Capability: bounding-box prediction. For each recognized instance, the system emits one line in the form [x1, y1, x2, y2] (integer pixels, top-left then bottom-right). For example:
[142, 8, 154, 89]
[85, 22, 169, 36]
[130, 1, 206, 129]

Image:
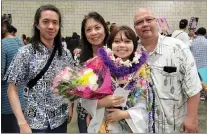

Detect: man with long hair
[5, 4, 74, 133]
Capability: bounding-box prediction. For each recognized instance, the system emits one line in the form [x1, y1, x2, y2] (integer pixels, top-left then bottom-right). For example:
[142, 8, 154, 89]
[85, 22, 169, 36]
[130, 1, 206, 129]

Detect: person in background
[1, 17, 24, 133]
[9, 25, 17, 37]
[109, 23, 118, 33]
[106, 21, 111, 31]
[191, 27, 207, 100]
[172, 19, 190, 47]
[21, 34, 27, 45]
[134, 8, 201, 133]
[188, 28, 197, 47]
[1, 16, 10, 39]
[201, 83, 207, 95]
[191, 27, 207, 70]
[26, 37, 31, 44]
[61, 37, 67, 50]
[189, 29, 196, 40]
[4, 4, 74, 133]
[66, 32, 81, 58]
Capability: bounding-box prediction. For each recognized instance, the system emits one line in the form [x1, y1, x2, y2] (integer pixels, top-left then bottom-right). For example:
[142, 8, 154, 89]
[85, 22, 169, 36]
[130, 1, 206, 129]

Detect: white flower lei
[104, 46, 142, 67]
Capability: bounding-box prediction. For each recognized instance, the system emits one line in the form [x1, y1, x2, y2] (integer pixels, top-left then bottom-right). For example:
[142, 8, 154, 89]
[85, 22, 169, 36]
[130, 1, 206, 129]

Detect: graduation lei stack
[52, 46, 155, 132]
[98, 47, 155, 133]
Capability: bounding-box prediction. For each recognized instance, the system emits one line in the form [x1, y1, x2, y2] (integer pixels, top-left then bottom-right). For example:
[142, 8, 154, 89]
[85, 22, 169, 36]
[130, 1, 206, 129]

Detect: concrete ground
[67, 100, 207, 133]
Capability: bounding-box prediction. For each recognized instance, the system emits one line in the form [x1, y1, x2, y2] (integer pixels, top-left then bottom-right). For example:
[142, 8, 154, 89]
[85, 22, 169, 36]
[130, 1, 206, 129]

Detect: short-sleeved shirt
[171, 30, 190, 47]
[1, 37, 24, 114]
[190, 36, 207, 69]
[138, 34, 202, 133]
[4, 43, 74, 129]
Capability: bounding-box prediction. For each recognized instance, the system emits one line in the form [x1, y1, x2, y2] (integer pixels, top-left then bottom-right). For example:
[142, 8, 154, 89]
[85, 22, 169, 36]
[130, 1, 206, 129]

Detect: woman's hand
[105, 109, 129, 123]
[73, 48, 81, 55]
[97, 95, 125, 108]
[86, 114, 92, 127]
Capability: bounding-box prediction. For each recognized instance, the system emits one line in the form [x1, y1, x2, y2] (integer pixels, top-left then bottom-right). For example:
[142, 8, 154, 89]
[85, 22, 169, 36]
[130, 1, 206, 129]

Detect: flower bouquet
[52, 56, 113, 101]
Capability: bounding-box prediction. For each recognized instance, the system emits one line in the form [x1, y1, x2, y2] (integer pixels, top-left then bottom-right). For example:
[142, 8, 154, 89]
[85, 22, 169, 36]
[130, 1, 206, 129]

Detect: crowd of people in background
[1, 4, 207, 133]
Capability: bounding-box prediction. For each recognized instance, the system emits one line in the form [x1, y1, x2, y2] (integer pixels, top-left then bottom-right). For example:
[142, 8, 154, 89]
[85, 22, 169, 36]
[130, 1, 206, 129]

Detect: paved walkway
[68, 100, 207, 133]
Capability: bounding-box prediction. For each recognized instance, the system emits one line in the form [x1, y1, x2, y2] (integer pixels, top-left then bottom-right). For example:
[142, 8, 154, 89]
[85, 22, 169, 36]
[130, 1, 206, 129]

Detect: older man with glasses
[134, 8, 202, 133]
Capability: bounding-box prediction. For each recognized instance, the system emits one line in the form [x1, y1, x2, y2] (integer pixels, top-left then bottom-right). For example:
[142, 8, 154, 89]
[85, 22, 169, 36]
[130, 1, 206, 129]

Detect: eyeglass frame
[134, 17, 156, 27]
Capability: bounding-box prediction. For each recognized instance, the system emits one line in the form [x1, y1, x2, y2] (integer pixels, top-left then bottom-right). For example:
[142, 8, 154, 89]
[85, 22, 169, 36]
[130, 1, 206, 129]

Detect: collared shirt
[190, 36, 207, 69]
[171, 30, 190, 47]
[1, 37, 24, 114]
[4, 43, 74, 129]
[138, 34, 202, 133]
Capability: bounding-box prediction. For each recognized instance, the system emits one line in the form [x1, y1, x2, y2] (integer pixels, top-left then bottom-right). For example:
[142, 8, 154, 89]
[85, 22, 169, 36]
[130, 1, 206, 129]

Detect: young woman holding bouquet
[81, 26, 155, 133]
[76, 11, 111, 133]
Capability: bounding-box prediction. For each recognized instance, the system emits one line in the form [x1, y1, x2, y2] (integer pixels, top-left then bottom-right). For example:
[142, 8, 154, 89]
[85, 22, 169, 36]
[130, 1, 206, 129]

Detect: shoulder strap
[174, 32, 184, 38]
[26, 45, 57, 89]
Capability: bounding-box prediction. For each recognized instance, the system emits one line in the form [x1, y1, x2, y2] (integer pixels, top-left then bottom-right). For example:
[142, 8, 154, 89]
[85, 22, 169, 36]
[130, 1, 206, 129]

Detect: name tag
[163, 66, 177, 73]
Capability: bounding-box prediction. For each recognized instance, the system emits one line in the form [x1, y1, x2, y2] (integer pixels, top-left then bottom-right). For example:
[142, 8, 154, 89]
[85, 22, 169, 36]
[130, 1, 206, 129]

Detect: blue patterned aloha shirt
[4, 43, 74, 129]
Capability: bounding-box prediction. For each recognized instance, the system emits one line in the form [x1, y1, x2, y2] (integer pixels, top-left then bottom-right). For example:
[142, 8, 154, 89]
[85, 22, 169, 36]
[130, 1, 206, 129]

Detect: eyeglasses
[134, 18, 156, 26]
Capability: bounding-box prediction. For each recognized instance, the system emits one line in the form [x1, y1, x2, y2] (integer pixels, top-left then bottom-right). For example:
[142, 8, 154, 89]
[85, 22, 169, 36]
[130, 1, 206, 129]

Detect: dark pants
[77, 113, 88, 133]
[1, 114, 20, 133]
[32, 120, 68, 133]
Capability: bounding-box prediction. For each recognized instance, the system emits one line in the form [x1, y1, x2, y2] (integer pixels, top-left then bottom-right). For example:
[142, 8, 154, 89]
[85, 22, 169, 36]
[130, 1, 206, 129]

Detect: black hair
[31, 4, 62, 56]
[22, 34, 26, 40]
[1, 17, 10, 39]
[80, 11, 109, 63]
[196, 27, 206, 35]
[26, 37, 32, 43]
[107, 25, 138, 61]
[7, 25, 17, 33]
[179, 19, 188, 29]
[72, 32, 80, 39]
[61, 37, 65, 42]
[110, 23, 118, 33]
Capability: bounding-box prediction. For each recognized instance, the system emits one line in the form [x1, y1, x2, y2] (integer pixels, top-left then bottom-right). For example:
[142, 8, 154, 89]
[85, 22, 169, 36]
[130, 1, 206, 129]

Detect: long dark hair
[80, 11, 109, 63]
[31, 4, 62, 56]
[107, 25, 138, 61]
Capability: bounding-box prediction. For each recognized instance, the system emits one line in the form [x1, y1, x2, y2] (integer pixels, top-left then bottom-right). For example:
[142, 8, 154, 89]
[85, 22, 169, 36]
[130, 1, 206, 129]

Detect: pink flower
[115, 58, 121, 65]
[140, 79, 146, 86]
[136, 49, 142, 54]
[52, 67, 73, 93]
[52, 55, 113, 101]
[86, 57, 104, 70]
[76, 85, 88, 91]
[61, 68, 72, 81]
[107, 51, 113, 56]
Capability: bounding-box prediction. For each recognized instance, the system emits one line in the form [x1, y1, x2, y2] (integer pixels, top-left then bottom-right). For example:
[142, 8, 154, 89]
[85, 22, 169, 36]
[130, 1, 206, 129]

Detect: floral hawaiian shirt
[4, 43, 74, 129]
[138, 34, 202, 133]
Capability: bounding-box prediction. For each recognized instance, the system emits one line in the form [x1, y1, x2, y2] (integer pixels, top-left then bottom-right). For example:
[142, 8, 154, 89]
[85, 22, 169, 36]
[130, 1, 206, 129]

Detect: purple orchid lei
[98, 47, 155, 132]
[97, 48, 148, 78]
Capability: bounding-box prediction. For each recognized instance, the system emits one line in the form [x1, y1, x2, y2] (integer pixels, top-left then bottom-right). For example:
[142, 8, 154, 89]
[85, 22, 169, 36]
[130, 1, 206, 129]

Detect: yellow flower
[136, 64, 145, 75]
[136, 64, 148, 78]
[77, 69, 95, 85]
